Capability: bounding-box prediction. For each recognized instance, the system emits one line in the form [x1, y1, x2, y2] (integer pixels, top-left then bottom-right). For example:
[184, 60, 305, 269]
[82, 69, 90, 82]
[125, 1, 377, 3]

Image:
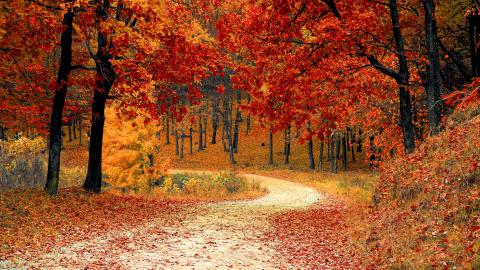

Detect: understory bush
[152, 172, 263, 198]
[0, 136, 46, 190]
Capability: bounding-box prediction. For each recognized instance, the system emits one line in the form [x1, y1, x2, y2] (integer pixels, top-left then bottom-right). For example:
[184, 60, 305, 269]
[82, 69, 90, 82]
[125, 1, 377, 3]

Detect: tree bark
[165, 115, 171, 145]
[211, 98, 218, 144]
[422, 0, 443, 135]
[45, 9, 74, 195]
[342, 133, 347, 171]
[198, 110, 203, 151]
[189, 127, 193, 154]
[83, 1, 117, 193]
[269, 129, 274, 165]
[232, 91, 242, 153]
[180, 127, 184, 159]
[319, 141, 324, 171]
[307, 122, 315, 170]
[284, 126, 291, 165]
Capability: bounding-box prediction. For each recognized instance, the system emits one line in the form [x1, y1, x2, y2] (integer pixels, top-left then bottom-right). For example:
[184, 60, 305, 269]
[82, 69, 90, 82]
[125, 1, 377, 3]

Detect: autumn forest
[1, 0, 480, 269]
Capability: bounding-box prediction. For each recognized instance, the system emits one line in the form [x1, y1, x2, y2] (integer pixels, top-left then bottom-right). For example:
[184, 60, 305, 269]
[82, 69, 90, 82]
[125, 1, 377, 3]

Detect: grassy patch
[108, 171, 266, 202]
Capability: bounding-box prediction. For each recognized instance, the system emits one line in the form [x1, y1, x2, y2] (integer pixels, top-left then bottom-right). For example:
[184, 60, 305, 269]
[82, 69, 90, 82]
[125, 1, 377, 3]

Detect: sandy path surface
[5, 171, 321, 270]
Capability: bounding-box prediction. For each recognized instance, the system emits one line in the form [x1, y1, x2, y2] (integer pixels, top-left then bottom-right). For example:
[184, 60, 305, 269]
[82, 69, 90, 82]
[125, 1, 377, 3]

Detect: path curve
[8, 170, 322, 270]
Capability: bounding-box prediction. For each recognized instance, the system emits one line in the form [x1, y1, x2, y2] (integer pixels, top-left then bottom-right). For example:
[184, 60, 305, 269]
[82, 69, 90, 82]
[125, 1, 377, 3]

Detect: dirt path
[5, 171, 321, 270]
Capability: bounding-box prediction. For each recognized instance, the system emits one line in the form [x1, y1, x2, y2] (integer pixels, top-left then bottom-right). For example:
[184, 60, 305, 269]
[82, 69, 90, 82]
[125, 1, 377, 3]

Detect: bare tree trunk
[284, 126, 291, 165]
[180, 127, 184, 159]
[189, 127, 193, 154]
[45, 8, 74, 195]
[422, 0, 443, 135]
[342, 133, 347, 171]
[269, 129, 274, 165]
[165, 115, 170, 145]
[319, 141, 324, 171]
[307, 122, 315, 170]
[198, 110, 203, 151]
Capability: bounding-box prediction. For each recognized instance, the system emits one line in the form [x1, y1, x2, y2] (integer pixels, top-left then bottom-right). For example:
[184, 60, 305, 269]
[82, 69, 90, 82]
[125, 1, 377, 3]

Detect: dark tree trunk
[45, 9, 74, 195]
[180, 127, 184, 159]
[72, 116, 77, 140]
[68, 124, 72, 142]
[468, 13, 480, 77]
[334, 135, 340, 173]
[369, 135, 376, 169]
[319, 142, 324, 171]
[284, 126, 291, 165]
[211, 98, 218, 144]
[175, 127, 179, 156]
[83, 91, 108, 193]
[357, 129, 362, 153]
[342, 133, 347, 171]
[203, 114, 207, 148]
[165, 115, 171, 145]
[390, 0, 415, 154]
[189, 127, 193, 154]
[198, 110, 203, 151]
[365, 0, 415, 154]
[78, 115, 82, 146]
[399, 86, 415, 154]
[422, 0, 443, 135]
[269, 129, 274, 165]
[307, 122, 315, 170]
[0, 126, 5, 140]
[232, 91, 242, 153]
[246, 93, 251, 135]
[83, 2, 116, 193]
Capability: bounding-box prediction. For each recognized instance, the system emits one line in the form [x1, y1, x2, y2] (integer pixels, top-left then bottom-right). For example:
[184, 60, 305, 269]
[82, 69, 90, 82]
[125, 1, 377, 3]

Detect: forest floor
[2, 172, 361, 269]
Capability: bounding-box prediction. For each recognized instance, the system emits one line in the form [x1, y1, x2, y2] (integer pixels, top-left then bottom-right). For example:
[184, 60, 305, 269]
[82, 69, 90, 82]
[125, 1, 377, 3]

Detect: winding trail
[9, 171, 322, 270]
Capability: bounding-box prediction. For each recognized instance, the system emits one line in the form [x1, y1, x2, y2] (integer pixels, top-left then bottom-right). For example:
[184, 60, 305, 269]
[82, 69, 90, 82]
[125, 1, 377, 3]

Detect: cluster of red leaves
[0, 188, 189, 261]
[358, 105, 480, 268]
[271, 196, 362, 270]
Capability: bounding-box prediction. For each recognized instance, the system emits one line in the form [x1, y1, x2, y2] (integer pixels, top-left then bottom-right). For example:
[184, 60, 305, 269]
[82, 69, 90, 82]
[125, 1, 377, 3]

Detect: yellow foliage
[102, 107, 166, 190]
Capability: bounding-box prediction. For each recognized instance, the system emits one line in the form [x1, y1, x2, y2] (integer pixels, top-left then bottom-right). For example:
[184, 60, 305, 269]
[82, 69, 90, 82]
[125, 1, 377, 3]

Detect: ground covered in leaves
[0, 172, 366, 269]
[0, 188, 187, 262]
[355, 106, 480, 269]
[271, 195, 362, 269]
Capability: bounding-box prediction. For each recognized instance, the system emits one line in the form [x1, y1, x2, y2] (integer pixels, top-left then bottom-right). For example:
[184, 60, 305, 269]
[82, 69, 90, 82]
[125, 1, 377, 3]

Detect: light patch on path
[5, 171, 321, 270]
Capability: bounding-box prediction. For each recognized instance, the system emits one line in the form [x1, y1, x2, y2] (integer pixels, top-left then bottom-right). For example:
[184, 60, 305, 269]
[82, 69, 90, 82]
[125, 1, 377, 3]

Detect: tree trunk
[175, 127, 179, 156]
[83, 3, 117, 193]
[68, 124, 72, 142]
[232, 91, 242, 153]
[329, 137, 335, 172]
[357, 128, 362, 153]
[72, 116, 77, 140]
[45, 9, 74, 195]
[165, 115, 171, 145]
[307, 122, 315, 170]
[180, 127, 184, 159]
[203, 114, 207, 148]
[83, 91, 108, 193]
[390, 0, 415, 154]
[189, 127, 193, 154]
[334, 135, 340, 173]
[342, 133, 347, 171]
[211, 98, 218, 144]
[268, 129, 274, 165]
[198, 110, 203, 151]
[78, 115, 82, 146]
[399, 86, 415, 154]
[422, 0, 443, 135]
[246, 93, 251, 135]
[284, 126, 291, 165]
[319, 141, 324, 171]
